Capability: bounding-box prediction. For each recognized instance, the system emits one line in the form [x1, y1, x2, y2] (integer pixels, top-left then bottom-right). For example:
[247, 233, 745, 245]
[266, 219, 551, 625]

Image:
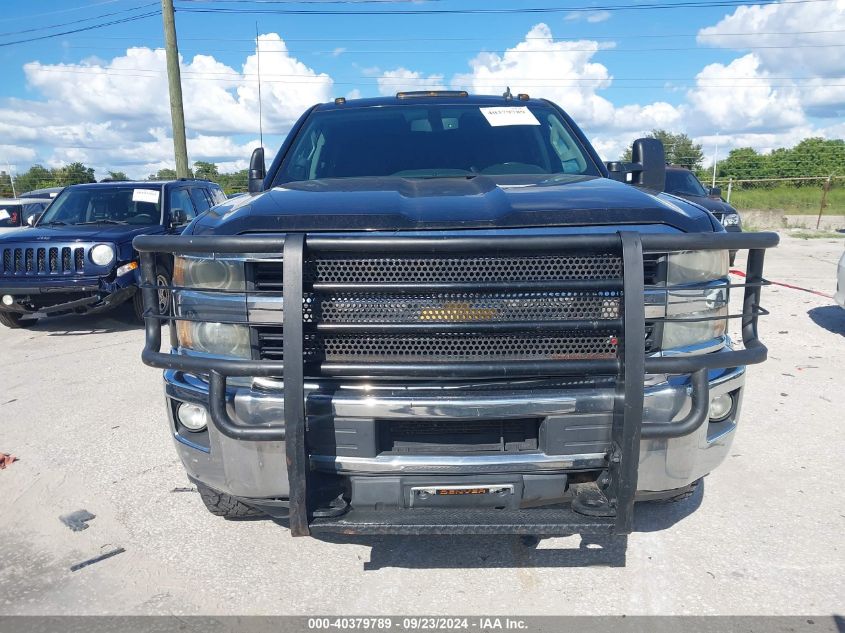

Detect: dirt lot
[1, 233, 843, 616]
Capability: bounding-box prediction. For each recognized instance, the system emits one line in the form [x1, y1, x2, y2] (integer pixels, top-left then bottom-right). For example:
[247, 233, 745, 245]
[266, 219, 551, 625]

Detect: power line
[0, 3, 160, 38]
[0, 0, 134, 24]
[20, 66, 845, 88]
[57, 42, 845, 54]
[174, 0, 830, 16]
[0, 11, 161, 48]
[58, 28, 845, 42]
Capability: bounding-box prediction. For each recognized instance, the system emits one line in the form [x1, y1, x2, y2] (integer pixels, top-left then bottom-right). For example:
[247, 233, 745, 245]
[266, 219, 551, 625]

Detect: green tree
[194, 161, 219, 181]
[54, 162, 96, 186]
[0, 172, 13, 197]
[217, 169, 249, 194]
[623, 129, 704, 169]
[105, 170, 129, 181]
[13, 164, 56, 193]
[148, 168, 185, 180]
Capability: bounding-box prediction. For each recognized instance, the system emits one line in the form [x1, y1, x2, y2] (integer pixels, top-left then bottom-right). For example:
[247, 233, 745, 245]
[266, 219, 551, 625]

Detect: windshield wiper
[76, 219, 127, 225]
[39, 220, 67, 227]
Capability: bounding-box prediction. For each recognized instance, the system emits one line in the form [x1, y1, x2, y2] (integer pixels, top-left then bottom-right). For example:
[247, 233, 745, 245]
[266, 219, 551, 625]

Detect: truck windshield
[665, 170, 708, 197]
[275, 103, 600, 184]
[39, 187, 162, 226]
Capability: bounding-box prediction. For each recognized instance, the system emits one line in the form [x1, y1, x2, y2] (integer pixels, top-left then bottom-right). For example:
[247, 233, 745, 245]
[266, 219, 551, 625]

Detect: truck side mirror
[248, 147, 266, 194]
[630, 138, 665, 191]
[27, 213, 42, 227]
[708, 186, 722, 198]
[171, 208, 187, 227]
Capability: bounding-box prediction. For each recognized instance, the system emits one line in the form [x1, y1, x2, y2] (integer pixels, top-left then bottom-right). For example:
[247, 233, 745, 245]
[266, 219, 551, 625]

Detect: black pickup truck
[135, 92, 777, 538]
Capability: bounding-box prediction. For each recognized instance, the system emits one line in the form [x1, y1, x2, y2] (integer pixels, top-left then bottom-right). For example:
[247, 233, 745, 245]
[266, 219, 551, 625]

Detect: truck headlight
[667, 250, 728, 285]
[722, 213, 741, 227]
[173, 256, 245, 290]
[176, 321, 251, 358]
[662, 305, 728, 349]
[90, 244, 115, 266]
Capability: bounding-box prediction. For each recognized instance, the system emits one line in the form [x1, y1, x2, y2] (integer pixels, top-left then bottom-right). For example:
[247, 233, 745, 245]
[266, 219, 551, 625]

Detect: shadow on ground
[808, 305, 845, 336]
[262, 483, 703, 570]
[24, 306, 140, 336]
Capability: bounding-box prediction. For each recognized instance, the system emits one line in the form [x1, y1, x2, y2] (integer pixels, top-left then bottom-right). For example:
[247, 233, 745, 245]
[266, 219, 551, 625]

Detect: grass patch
[788, 230, 845, 240]
[728, 184, 845, 215]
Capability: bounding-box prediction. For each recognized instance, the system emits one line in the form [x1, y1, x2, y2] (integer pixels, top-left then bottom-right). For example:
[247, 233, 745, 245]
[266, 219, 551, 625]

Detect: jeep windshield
[38, 187, 162, 226]
[274, 104, 601, 184]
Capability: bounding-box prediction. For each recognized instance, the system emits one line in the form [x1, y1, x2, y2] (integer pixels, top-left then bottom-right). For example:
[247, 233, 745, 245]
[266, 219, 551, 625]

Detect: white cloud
[7, 33, 331, 178]
[377, 67, 445, 96]
[686, 53, 805, 133]
[451, 23, 617, 129]
[697, 0, 845, 118]
[0, 144, 37, 164]
[565, 10, 611, 23]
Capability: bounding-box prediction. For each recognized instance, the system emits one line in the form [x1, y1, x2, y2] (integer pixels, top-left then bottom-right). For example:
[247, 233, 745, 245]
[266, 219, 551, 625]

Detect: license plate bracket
[409, 484, 515, 508]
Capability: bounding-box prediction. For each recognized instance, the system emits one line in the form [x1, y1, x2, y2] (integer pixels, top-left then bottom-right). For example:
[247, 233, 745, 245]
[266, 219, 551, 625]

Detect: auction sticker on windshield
[132, 188, 160, 204]
[480, 106, 541, 127]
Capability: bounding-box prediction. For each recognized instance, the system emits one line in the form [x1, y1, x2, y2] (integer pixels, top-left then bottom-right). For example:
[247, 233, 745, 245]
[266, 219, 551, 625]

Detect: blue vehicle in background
[0, 179, 226, 328]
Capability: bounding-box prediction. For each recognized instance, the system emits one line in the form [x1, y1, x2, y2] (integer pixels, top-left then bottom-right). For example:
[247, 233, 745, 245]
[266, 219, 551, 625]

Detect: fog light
[708, 393, 734, 421]
[177, 403, 208, 432]
[1, 295, 13, 306]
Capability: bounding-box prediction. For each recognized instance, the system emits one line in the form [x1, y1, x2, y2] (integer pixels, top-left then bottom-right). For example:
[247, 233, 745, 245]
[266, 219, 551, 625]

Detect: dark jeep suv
[0, 179, 225, 328]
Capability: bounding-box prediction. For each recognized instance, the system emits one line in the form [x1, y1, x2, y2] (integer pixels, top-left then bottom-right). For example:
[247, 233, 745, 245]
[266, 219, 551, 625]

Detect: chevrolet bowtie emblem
[420, 302, 498, 322]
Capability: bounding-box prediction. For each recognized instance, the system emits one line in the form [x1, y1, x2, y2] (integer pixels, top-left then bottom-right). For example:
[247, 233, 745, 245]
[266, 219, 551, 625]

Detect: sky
[1, 0, 844, 180]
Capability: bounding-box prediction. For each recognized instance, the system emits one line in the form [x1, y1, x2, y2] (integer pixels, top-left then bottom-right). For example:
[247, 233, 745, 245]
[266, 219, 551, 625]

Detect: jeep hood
[0, 223, 165, 246]
[193, 175, 717, 235]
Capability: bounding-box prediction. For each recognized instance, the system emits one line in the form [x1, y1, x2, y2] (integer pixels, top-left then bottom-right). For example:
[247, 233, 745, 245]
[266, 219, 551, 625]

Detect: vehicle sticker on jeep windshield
[132, 188, 160, 204]
[479, 106, 541, 127]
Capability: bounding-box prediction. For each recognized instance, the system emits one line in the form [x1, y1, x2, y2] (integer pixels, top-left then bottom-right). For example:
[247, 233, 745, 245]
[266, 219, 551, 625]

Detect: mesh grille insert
[315, 254, 622, 284]
[322, 332, 618, 362]
[319, 291, 621, 323]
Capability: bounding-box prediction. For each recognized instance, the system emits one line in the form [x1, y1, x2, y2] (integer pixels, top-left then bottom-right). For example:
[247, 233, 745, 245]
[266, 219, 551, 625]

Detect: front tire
[0, 312, 37, 329]
[196, 483, 264, 519]
[132, 265, 171, 323]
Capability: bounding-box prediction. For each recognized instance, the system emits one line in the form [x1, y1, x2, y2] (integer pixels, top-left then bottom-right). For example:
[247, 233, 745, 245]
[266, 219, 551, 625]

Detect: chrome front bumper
[164, 366, 745, 499]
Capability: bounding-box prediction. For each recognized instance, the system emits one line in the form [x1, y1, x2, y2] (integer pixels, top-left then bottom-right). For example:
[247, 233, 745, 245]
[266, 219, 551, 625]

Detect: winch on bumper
[135, 230, 777, 537]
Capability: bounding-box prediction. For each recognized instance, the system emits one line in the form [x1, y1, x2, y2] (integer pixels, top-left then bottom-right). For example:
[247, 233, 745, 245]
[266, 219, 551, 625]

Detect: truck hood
[669, 192, 738, 216]
[193, 175, 716, 235]
[0, 223, 165, 247]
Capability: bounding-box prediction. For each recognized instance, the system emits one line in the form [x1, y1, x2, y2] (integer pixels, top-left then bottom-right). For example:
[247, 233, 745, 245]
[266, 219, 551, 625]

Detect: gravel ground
[0, 233, 843, 616]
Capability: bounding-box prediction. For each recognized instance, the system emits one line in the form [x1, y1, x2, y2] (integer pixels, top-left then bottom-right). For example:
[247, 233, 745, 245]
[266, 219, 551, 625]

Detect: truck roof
[315, 92, 547, 112]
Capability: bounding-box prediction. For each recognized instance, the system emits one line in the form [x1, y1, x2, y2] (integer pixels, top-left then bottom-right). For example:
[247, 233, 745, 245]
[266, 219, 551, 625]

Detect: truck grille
[1, 245, 87, 276]
[251, 252, 660, 372]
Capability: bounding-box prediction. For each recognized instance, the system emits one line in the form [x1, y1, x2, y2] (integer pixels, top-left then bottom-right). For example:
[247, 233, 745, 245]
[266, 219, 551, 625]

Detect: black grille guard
[134, 230, 778, 536]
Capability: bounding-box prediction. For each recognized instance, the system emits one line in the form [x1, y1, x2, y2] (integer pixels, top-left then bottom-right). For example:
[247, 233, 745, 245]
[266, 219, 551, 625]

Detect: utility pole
[161, 0, 189, 178]
[6, 165, 16, 198]
[256, 23, 264, 149]
[711, 135, 719, 189]
[816, 175, 832, 230]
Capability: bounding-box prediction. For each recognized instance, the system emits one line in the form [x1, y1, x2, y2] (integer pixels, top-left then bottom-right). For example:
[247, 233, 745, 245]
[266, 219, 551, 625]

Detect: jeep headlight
[667, 250, 728, 285]
[90, 244, 115, 267]
[176, 321, 251, 358]
[722, 213, 741, 227]
[173, 256, 245, 290]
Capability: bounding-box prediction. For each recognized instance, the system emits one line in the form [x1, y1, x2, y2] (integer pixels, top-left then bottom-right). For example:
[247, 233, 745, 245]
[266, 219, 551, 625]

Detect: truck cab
[0, 179, 225, 328]
[134, 93, 777, 537]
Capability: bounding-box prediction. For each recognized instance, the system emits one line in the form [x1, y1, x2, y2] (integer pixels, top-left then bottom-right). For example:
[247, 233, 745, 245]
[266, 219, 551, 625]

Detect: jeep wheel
[0, 312, 37, 329]
[132, 266, 171, 322]
[196, 483, 264, 519]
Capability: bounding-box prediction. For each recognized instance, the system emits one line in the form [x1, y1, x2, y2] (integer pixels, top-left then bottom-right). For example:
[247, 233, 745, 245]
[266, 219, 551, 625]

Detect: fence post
[816, 175, 832, 230]
[726, 178, 732, 204]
